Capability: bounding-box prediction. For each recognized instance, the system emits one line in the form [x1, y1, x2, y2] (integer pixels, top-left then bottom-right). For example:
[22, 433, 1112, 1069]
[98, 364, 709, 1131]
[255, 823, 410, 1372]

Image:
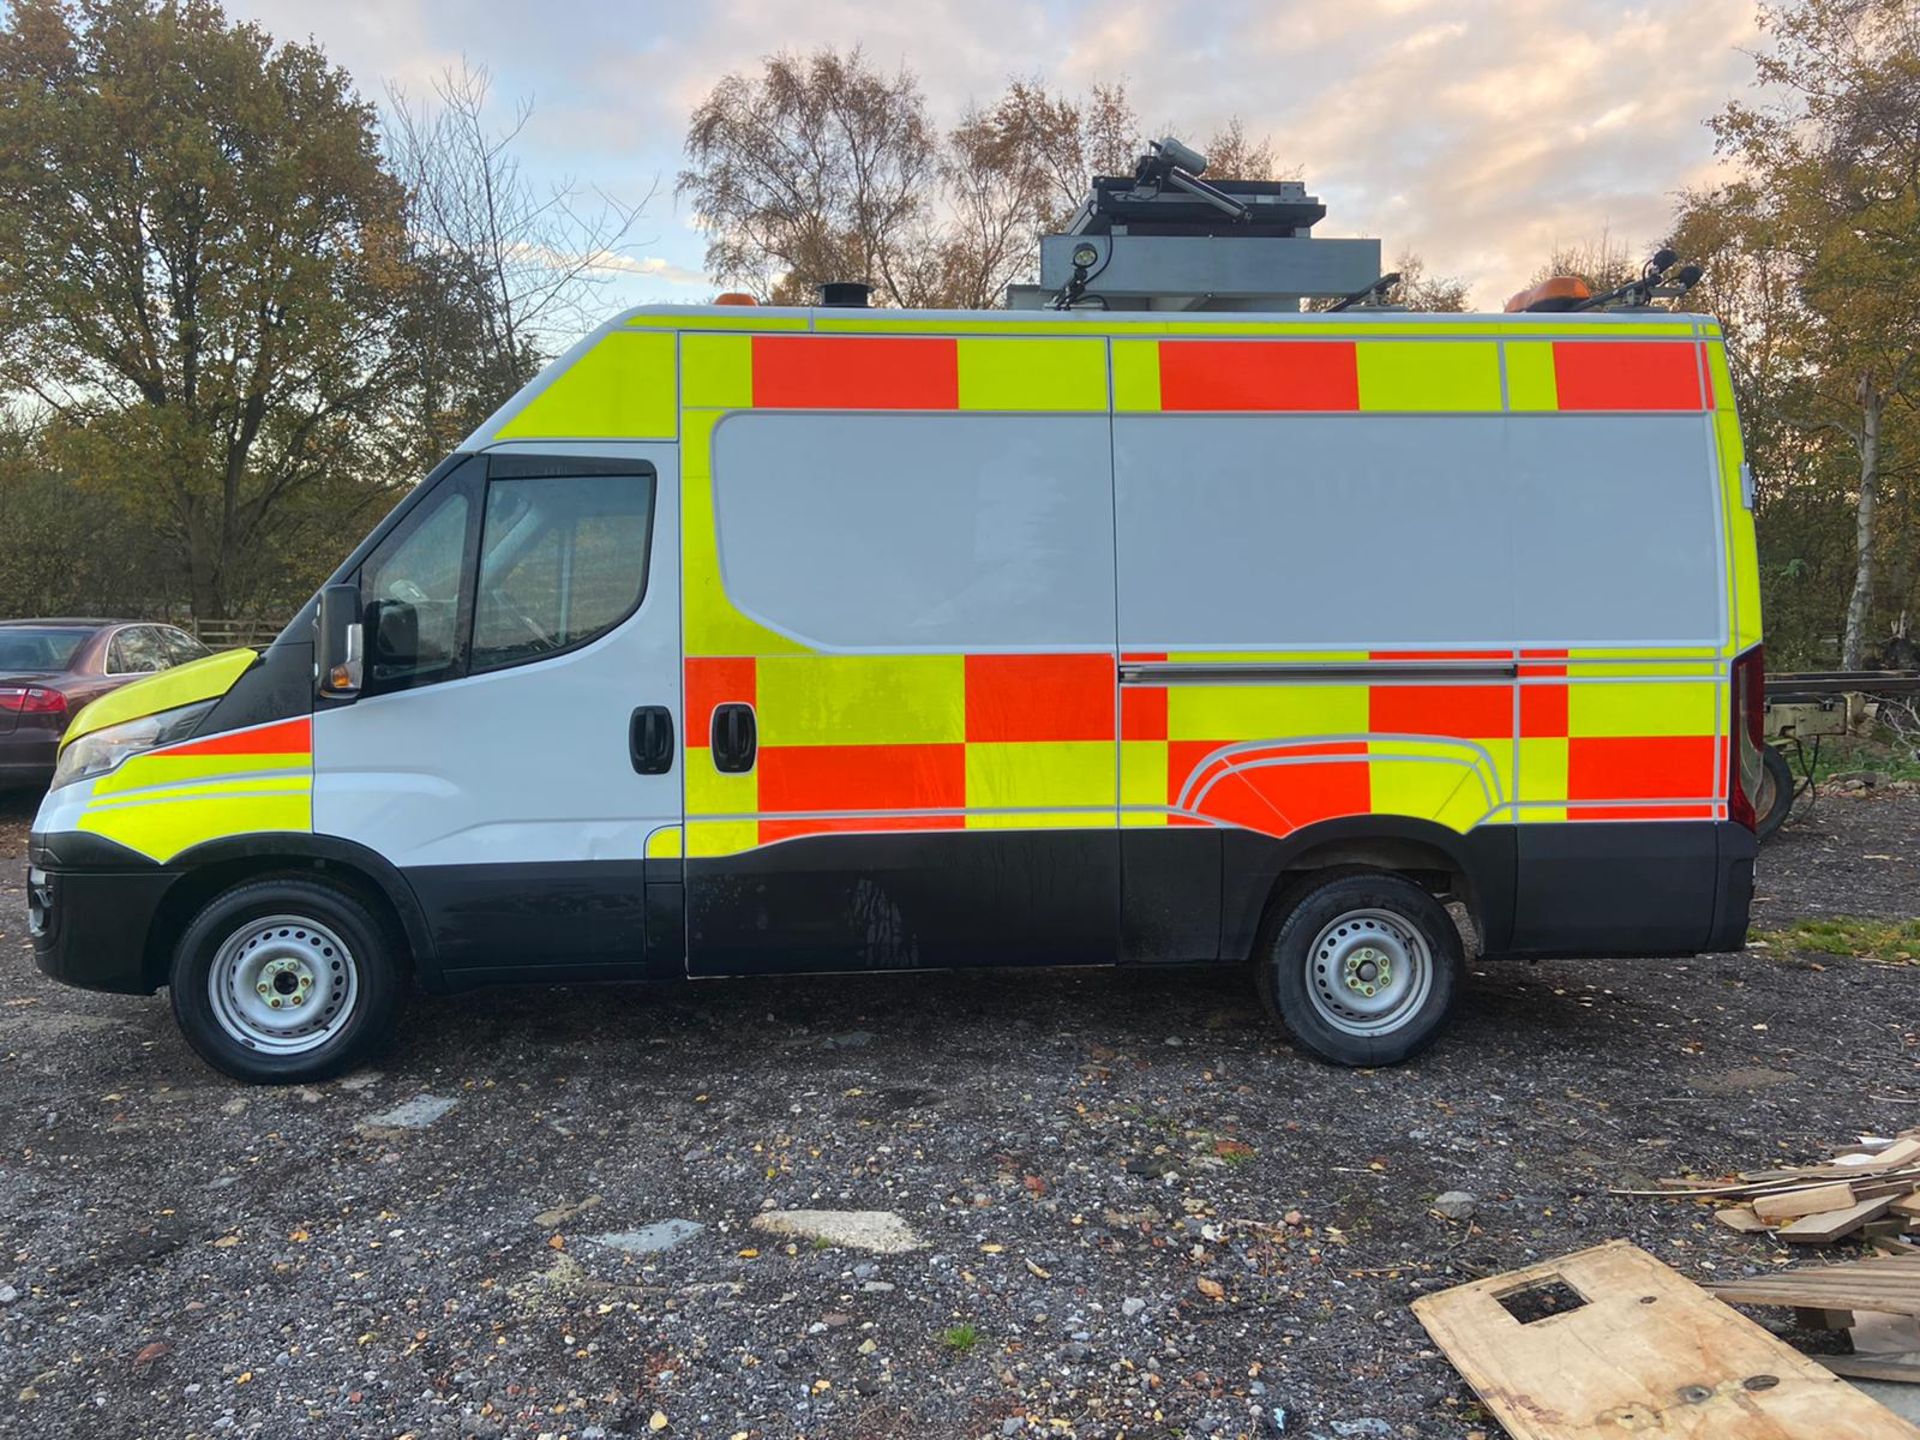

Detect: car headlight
[51, 701, 216, 790]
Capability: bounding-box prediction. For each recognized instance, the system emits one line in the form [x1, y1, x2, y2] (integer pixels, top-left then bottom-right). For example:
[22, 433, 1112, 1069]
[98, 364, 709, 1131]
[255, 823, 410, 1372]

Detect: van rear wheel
[1255, 872, 1461, 1067]
[169, 875, 403, 1084]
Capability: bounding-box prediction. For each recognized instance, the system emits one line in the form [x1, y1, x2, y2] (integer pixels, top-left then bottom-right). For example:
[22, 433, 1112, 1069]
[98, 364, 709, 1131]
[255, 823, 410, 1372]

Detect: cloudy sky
[233, 0, 1767, 320]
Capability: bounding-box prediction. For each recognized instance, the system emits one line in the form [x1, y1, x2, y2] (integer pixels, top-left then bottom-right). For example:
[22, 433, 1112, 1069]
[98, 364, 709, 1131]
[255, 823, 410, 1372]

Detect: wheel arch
[145, 834, 438, 993]
[1222, 815, 1515, 963]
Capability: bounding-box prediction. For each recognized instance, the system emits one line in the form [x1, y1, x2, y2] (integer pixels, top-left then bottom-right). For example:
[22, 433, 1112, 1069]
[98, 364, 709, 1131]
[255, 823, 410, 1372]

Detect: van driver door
[312, 447, 682, 979]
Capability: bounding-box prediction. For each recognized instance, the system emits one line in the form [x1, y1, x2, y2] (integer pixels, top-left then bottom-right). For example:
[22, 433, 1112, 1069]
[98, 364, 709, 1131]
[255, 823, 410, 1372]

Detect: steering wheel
[482, 589, 557, 652]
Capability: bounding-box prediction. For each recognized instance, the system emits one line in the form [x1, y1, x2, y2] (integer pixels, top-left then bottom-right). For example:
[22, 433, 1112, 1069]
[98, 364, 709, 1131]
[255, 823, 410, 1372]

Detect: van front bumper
[27, 832, 172, 995]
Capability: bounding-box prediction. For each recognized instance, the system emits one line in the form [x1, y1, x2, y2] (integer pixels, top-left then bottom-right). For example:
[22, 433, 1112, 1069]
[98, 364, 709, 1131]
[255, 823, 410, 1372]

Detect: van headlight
[51, 701, 216, 790]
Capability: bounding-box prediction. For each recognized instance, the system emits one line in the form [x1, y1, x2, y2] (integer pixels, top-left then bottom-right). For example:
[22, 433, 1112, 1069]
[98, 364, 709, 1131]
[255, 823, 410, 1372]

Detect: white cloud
[225, 0, 1767, 314]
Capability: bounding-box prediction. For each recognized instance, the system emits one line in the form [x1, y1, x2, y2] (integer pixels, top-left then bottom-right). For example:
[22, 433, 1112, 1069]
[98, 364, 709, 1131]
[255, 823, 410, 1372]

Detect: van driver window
[469, 472, 652, 674]
[360, 486, 471, 688]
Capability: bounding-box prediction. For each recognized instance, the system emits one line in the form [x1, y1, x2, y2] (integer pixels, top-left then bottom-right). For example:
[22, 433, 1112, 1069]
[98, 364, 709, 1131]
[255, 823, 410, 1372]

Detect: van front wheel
[169, 876, 403, 1084]
[1255, 872, 1461, 1067]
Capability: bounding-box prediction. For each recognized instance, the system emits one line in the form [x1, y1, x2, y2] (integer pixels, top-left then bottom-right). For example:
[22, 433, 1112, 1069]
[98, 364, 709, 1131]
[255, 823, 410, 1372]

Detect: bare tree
[1392, 249, 1470, 312]
[680, 48, 941, 305]
[385, 61, 656, 374]
[1198, 116, 1286, 181]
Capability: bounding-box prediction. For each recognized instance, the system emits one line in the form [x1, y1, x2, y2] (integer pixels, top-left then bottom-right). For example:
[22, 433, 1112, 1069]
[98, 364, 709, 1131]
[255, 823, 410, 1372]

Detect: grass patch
[1752, 916, 1920, 965]
[940, 1322, 982, 1355]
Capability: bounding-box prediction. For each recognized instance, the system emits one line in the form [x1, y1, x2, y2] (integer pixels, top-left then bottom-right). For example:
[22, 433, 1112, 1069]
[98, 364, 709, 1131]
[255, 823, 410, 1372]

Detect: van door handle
[630, 705, 674, 775]
[711, 702, 757, 774]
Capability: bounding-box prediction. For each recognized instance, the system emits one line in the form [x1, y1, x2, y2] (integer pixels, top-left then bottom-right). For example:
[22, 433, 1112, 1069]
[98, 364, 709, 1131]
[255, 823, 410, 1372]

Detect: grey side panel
[1113, 414, 1725, 650]
[710, 412, 1116, 652]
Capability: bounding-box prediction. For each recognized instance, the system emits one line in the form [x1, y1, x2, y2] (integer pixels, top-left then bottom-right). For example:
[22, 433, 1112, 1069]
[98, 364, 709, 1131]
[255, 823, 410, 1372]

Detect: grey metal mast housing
[1006, 138, 1381, 312]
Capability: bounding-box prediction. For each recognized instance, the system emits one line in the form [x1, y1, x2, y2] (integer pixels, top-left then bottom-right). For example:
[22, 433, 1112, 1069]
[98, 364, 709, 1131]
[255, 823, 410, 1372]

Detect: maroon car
[0, 619, 212, 789]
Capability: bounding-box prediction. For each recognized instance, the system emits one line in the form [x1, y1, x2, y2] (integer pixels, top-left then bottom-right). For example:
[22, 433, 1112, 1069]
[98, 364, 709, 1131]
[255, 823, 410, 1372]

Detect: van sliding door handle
[711, 703, 757, 774]
[629, 706, 674, 775]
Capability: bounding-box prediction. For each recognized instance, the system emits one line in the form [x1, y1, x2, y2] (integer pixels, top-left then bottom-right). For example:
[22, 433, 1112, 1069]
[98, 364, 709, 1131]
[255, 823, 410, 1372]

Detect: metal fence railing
[188, 618, 285, 650]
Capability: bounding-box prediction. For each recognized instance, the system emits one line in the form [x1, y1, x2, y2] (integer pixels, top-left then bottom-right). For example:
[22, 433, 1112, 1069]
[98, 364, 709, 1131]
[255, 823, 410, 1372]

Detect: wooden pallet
[1412, 1241, 1920, 1439]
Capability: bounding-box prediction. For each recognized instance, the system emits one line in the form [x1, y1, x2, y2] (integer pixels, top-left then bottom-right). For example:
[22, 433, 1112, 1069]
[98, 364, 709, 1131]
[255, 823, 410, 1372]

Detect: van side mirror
[317, 583, 363, 697]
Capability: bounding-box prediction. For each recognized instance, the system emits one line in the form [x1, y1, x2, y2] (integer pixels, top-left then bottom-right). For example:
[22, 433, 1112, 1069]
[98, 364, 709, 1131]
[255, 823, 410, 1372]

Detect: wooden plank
[1716, 1206, 1772, 1234]
[1710, 1255, 1920, 1317]
[1410, 1241, 1920, 1439]
[1821, 1355, 1920, 1385]
[1756, 1182, 1858, 1223]
[1892, 1192, 1920, 1221]
[1779, 1196, 1897, 1244]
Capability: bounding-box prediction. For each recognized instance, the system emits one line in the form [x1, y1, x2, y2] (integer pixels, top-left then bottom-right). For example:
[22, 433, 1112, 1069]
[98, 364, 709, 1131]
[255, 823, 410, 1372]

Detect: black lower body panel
[29, 862, 174, 995]
[404, 861, 656, 974]
[687, 829, 1121, 976]
[1501, 820, 1755, 958]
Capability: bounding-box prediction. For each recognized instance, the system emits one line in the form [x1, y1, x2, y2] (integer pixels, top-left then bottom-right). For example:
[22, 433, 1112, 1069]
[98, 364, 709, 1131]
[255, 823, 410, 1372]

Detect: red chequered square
[1520, 684, 1569, 737]
[752, 336, 959, 410]
[965, 654, 1114, 743]
[1121, 685, 1167, 741]
[1568, 735, 1717, 800]
[1553, 342, 1705, 411]
[758, 743, 967, 815]
[1159, 341, 1359, 411]
[684, 657, 755, 746]
[1370, 684, 1510, 739]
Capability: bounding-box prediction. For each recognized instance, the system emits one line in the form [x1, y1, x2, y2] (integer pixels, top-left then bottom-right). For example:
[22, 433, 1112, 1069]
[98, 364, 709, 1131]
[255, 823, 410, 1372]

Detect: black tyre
[1254, 871, 1462, 1067]
[169, 875, 404, 1084]
[1754, 744, 1795, 841]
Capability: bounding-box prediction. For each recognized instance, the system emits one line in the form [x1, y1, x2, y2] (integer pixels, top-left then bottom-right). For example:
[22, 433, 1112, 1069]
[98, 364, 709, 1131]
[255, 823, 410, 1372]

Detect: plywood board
[1411, 1241, 1920, 1440]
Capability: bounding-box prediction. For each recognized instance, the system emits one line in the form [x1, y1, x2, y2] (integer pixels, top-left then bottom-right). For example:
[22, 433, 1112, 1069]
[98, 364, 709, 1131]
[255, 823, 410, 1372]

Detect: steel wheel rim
[206, 913, 359, 1055]
[1304, 906, 1434, 1038]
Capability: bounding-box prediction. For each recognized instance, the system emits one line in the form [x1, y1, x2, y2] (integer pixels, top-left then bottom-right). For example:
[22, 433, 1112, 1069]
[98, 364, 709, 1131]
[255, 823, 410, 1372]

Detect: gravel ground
[3, 785, 1918, 1440]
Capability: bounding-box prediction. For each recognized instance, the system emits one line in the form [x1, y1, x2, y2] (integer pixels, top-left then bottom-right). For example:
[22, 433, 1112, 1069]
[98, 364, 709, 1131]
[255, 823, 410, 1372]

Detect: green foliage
[0, 0, 413, 619]
[939, 1322, 982, 1354]
[1752, 915, 1920, 962]
[1671, 0, 1920, 668]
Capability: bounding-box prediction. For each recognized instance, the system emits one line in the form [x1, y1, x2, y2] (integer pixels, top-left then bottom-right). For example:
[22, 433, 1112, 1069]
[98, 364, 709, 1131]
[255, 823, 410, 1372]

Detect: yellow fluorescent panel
[756, 655, 965, 746]
[645, 826, 683, 860]
[1357, 341, 1501, 411]
[497, 330, 676, 440]
[1168, 684, 1369, 741]
[685, 819, 759, 857]
[92, 750, 309, 796]
[957, 338, 1108, 411]
[1504, 342, 1558, 411]
[681, 334, 753, 409]
[1369, 759, 1478, 830]
[65, 647, 257, 745]
[1568, 681, 1718, 738]
[1111, 340, 1162, 412]
[965, 741, 1115, 810]
[80, 788, 311, 864]
[1517, 737, 1569, 804]
[685, 762, 757, 818]
[1706, 342, 1736, 413]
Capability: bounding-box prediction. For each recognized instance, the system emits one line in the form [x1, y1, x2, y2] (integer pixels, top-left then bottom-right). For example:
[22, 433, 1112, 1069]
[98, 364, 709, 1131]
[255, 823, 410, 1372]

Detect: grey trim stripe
[1121, 661, 1517, 685]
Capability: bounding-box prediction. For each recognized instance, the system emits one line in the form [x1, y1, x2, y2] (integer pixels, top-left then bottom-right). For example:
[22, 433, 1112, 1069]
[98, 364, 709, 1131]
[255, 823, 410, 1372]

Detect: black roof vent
[818, 281, 872, 308]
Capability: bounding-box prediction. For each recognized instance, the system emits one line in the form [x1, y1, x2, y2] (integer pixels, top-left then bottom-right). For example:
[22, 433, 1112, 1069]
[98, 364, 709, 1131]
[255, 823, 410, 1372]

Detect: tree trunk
[1841, 376, 1882, 671]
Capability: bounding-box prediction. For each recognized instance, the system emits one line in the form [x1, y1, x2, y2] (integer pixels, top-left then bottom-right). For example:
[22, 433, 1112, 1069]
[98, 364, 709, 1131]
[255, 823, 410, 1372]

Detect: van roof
[604, 302, 1723, 332]
[465, 302, 1725, 451]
